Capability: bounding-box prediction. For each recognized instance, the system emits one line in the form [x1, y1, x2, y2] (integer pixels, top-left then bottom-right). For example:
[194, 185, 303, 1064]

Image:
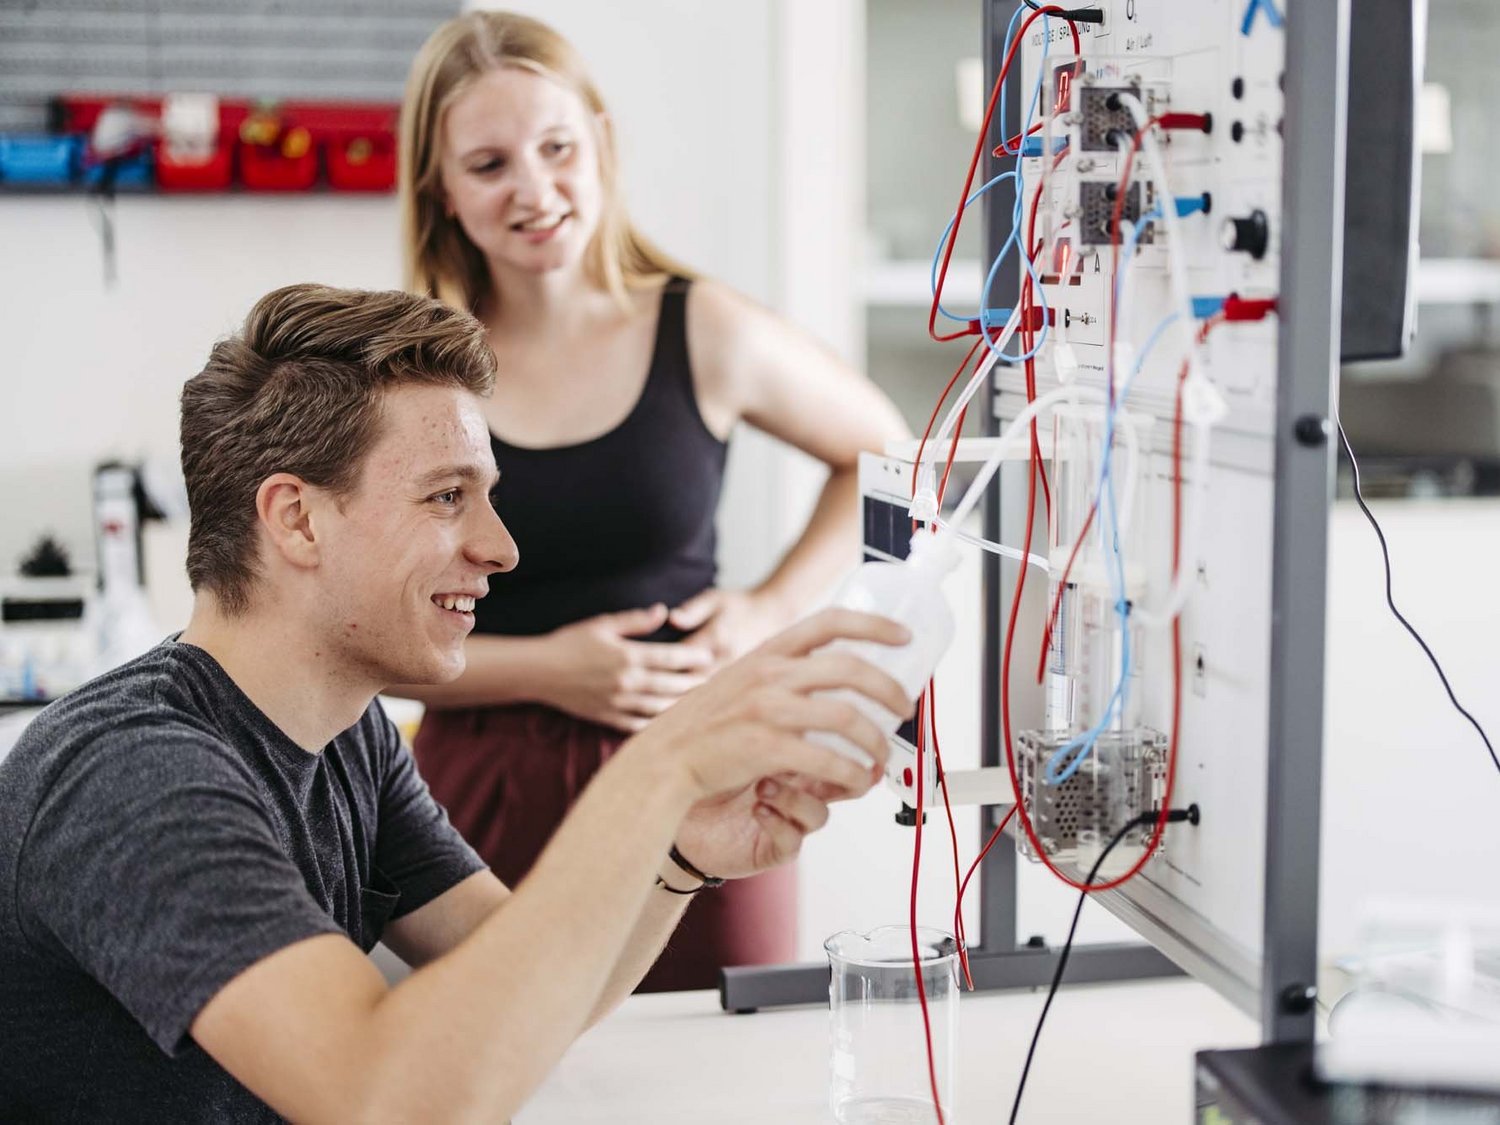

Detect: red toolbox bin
[156, 143, 233, 191]
[239, 130, 318, 191]
[326, 136, 395, 191]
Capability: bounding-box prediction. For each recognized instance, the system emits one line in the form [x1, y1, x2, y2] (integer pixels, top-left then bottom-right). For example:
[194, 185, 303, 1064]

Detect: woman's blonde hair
[399, 10, 692, 313]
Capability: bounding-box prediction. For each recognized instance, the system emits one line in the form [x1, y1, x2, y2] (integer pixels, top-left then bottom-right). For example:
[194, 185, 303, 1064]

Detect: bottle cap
[906, 527, 960, 577]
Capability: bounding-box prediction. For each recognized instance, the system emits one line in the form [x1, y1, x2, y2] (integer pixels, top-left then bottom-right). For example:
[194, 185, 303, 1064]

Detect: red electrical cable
[1156, 112, 1212, 133]
[912, 338, 987, 503]
[908, 693, 947, 1125]
[959, 804, 1018, 910]
[1035, 502, 1096, 683]
[1105, 118, 1158, 406]
[997, 325, 1222, 894]
[1223, 294, 1278, 322]
[929, 7, 1080, 344]
[1036, 112, 1226, 678]
[909, 10, 1095, 1082]
[993, 121, 1045, 157]
[1019, 150, 1068, 530]
[1031, 115, 1155, 679]
[937, 407, 969, 505]
[926, 679, 974, 989]
[954, 805, 1019, 975]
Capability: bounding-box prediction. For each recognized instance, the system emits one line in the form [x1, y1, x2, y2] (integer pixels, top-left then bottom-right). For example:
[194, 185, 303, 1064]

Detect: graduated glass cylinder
[826, 926, 960, 1124]
[1044, 402, 1148, 736]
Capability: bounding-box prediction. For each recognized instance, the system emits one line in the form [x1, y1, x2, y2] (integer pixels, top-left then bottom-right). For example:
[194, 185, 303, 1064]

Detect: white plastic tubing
[918, 93, 1219, 630]
[1115, 92, 1219, 629]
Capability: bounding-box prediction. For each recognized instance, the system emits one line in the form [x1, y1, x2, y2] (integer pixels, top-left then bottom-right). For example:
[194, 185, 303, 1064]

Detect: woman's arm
[387, 608, 712, 725]
[671, 279, 911, 656]
[385, 632, 557, 710]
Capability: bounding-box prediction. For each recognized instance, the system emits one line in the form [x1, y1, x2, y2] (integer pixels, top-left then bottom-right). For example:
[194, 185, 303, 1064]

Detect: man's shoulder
[18, 640, 220, 738]
[1, 642, 241, 803]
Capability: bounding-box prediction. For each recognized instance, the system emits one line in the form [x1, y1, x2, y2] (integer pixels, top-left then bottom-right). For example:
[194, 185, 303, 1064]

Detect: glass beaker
[825, 926, 960, 1124]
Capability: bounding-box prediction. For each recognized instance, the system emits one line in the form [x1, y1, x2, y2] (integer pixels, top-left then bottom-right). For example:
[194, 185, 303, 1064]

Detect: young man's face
[314, 383, 517, 687]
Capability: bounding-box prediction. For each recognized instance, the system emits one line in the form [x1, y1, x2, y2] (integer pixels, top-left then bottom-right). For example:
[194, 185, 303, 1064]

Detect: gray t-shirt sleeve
[17, 727, 346, 1056]
[371, 707, 486, 918]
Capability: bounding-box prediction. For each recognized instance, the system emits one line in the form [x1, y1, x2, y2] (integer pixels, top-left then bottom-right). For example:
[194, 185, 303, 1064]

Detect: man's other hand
[618, 608, 914, 881]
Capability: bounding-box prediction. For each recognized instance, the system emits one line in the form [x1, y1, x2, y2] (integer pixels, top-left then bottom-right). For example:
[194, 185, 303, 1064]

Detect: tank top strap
[644, 275, 722, 447]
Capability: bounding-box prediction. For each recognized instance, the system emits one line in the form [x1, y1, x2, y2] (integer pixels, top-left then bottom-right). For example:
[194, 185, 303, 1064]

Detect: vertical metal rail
[1262, 0, 1351, 1043]
[977, 0, 1026, 955]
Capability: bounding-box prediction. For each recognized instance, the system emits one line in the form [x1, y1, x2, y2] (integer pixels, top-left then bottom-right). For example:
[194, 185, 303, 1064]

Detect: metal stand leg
[720, 941, 1181, 1012]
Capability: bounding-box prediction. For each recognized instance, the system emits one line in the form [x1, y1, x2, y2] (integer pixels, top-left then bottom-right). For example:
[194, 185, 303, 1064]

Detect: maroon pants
[412, 703, 797, 992]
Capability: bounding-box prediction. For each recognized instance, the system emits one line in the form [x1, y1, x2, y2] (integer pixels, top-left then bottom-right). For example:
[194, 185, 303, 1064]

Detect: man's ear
[254, 473, 322, 572]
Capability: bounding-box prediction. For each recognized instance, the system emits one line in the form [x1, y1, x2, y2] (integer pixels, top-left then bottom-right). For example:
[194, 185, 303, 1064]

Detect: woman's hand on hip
[539, 605, 714, 733]
[667, 587, 791, 669]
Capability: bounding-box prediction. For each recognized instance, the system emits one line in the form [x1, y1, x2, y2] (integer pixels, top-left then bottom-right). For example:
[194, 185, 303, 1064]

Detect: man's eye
[433, 490, 460, 505]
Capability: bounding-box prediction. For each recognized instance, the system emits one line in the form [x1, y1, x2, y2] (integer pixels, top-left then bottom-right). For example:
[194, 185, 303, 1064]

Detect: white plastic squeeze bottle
[812, 525, 960, 765]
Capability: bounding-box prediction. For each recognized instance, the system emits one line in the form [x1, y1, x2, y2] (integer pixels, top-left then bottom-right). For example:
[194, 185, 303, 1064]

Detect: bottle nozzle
[906, 526, 960, 576]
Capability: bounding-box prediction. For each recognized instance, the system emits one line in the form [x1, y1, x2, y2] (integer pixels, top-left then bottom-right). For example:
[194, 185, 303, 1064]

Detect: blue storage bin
[0, 135, 81, 185]
[82, 149, 154, 190]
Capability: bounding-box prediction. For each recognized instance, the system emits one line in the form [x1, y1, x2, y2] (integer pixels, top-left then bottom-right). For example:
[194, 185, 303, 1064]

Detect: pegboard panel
[0, 1, 458, 133]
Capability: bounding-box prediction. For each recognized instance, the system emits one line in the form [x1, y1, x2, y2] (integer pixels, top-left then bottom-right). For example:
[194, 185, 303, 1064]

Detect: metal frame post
[1262, 0, 1350, 1044]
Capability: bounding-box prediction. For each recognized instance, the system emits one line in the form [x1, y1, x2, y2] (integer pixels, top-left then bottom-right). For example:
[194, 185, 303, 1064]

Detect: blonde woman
[393, 11, 907, 991]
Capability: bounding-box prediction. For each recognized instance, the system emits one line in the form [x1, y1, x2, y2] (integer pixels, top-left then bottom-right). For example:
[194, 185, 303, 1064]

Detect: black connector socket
[894, 804, 927, 827]
[1023, 2, 1105, 23]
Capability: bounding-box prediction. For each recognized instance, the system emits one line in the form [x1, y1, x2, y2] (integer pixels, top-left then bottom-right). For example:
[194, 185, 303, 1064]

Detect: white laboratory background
[1, 0, 1498, 992]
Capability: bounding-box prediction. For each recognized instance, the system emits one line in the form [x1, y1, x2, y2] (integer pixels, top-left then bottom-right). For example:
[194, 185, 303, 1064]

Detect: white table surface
[517, 975, 1259, 1124]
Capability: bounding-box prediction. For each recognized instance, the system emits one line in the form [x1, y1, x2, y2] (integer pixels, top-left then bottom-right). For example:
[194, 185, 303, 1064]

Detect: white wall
[1320, 498, 1500, 961]
[0, 1, 882, 960]
[0, 1, 836, 600]
[0, 194, 402, 626]
[0, 3, 1494, 1002]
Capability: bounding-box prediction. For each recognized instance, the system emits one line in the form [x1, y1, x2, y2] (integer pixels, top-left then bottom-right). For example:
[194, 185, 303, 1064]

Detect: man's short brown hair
[180, 283, 497, 615]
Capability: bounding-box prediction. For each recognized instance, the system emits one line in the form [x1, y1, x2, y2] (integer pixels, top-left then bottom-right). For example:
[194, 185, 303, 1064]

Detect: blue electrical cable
[1240, 0, 1284, 37]
[1043, 310, 1180, 785]
[929, 170, 1018, 327]
[1112, 204, 1163, 323]
[928, 1, 1044, 333]
[929, 4, 1076, 358]
[976, 4, 1055, 365]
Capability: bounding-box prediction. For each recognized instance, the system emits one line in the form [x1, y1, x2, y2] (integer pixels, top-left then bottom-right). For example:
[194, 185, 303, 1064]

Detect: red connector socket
[1223, 294, 1279, 322]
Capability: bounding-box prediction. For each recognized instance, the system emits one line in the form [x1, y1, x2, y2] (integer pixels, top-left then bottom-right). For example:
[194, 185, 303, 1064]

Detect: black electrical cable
[1008, 805, 1200, 1124]
[1023, 1, 1107, 23]
[1338, 420, 1500, 778]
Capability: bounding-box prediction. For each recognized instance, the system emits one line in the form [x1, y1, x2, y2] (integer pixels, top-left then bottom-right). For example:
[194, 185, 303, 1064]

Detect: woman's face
[438, 66, 604, 280]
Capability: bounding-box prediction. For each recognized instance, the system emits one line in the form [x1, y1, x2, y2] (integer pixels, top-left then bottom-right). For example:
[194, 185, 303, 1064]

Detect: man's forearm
[585, 873, 695, 1026]
[361, 742, 695, 1120]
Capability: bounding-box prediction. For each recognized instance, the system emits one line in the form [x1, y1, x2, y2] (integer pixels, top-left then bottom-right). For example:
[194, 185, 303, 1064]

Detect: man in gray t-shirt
[0, 641, 484, 1121]
[0, 285, 910, 1122]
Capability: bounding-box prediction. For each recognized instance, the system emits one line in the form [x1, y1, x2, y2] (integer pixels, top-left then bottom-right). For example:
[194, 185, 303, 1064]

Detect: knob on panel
[1221, 209, 1270, 259]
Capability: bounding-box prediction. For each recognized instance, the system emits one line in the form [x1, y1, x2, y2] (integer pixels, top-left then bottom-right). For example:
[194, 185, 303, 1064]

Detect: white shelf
[1415, 258, 1500, 306]
[866, 256, 1500, 309]
[863, 258, 981, 307]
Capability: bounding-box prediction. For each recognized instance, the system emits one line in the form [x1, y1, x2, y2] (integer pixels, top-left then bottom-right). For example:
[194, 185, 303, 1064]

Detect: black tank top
[474, 278, 728, 641]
